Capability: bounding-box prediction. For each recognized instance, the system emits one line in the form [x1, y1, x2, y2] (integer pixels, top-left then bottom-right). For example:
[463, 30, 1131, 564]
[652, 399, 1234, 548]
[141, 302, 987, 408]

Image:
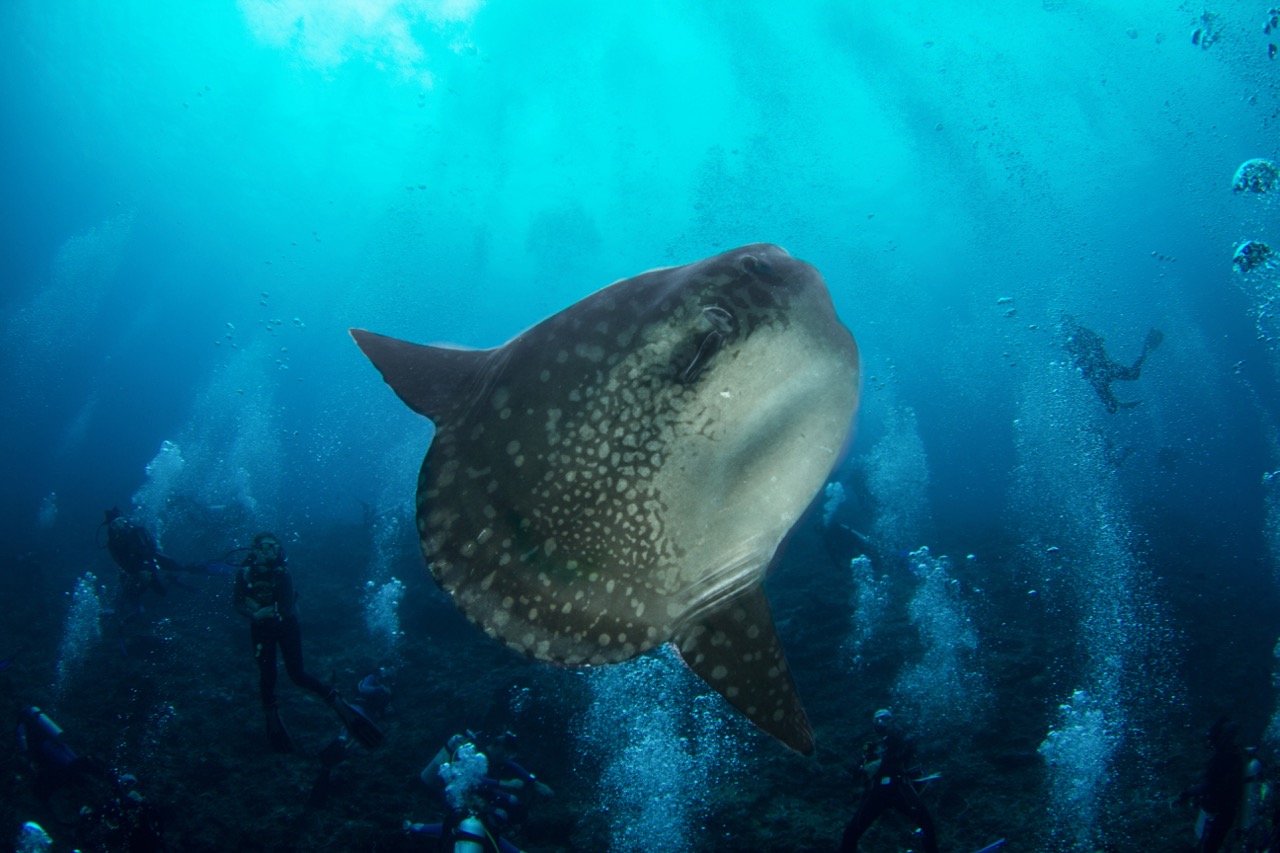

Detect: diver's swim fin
[327, 691, 384, 749]
[265, 704, 295, 753]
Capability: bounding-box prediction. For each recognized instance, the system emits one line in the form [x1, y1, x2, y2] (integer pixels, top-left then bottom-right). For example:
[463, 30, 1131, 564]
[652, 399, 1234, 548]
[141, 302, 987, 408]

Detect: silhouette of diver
[1061, 315, 1163, 413]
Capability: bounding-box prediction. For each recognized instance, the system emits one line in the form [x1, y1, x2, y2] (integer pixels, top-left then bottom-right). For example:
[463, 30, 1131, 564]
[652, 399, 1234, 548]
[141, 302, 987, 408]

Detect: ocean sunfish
[351, 243, 860, 753]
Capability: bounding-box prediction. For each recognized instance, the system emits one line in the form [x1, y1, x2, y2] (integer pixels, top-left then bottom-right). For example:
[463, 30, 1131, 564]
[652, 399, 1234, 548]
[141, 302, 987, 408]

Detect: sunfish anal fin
[673, 587, 814, 755]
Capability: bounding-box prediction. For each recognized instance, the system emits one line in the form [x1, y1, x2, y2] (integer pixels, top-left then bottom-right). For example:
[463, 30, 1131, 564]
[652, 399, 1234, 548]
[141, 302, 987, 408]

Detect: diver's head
[250, 533, 286, 568]
[487, 730, 518, 758]
[873, 708, 892, 730]
[104, 507, 122, 525]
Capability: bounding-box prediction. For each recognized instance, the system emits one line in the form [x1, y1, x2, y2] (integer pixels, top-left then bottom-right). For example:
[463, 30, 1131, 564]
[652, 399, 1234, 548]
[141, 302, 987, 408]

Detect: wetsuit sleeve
[502, 759, 538, 784]
[155, 554, 183, 573]
[137, 527, 159, 560]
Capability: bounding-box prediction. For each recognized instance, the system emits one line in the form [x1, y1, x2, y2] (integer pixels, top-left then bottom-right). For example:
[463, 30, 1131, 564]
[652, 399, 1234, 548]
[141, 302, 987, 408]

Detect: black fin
[349, 329, 496, 424]
[265, 704, 295, 753]
[673, 588, 814, 755]
[329, 693, 385, 750]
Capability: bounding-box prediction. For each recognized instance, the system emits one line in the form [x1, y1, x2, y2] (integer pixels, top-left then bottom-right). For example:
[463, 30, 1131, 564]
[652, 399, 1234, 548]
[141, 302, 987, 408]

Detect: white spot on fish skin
[599, 633, 611, 646]
[528, 608, 539, 620]
[575, 343, 605, 362]
[500, 408, 512, 420]
[561, 602, 573, 614]
[727, 686, 740, 698]
[480, 571, 496, 590]
[711, 665, 728, 680]
[491, 387, 510, 409]
[540, 369, 551, 382]
[545, 538, 558, 556]
[507, 440, 521, 455]
[502, 596, 514, 609]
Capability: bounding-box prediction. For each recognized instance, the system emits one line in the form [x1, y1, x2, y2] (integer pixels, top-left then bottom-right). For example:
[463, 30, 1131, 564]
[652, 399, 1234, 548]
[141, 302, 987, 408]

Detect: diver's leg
[891, 784, 939, 853]
[278, 615, 330, 697]
[1114, 362, 1141, 381]
[840, 789, 886, 852]
[251, 620, 278, 707]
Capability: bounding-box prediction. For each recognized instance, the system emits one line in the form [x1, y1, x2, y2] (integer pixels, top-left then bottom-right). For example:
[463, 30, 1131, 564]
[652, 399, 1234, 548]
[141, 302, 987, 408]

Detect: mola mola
[351, 243, 859, 753]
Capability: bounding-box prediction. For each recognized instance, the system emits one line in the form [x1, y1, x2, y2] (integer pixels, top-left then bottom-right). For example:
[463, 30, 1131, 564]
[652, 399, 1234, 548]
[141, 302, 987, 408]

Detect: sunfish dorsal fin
[349, 328, 497, 424]
[673, 587, 814, 755]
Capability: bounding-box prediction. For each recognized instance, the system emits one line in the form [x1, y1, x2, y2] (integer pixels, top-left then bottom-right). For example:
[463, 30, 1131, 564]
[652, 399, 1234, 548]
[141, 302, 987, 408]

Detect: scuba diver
[840, 708, 939, 853]
[231, 532, 384, 753]
[16, 705, 112, 801]
[102, 508, 180, 622]
[308, 670, 395, 808]
[408, 729, 554, 853]
[1061, 315, 1164, 413]
[16, 706, 165, 851]
[1178, 716, 1249, 852]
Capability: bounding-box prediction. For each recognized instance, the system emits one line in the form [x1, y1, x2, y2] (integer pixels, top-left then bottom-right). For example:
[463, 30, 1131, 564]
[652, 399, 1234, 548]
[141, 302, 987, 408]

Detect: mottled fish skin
[352, 243, 859, 753]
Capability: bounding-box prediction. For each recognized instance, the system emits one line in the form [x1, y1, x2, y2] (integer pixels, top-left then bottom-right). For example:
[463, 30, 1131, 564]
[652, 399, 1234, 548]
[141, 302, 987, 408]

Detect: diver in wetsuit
[1179, 717, 1248, 853]
[1061, 315, 1163, 413]
[840, 708, 939, 853]
[232, 532, 384, 753]
[16, 706, 166, 852]
[408, 730, 554, 853]
[103, 508, 180, 620]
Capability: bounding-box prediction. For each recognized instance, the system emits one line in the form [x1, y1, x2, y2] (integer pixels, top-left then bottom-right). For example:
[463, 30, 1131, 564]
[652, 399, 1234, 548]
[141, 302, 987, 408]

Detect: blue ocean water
[3, 2, 1280, 851]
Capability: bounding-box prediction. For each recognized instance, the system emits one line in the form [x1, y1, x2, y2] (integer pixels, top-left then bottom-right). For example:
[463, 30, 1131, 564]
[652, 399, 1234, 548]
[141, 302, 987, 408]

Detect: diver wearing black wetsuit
[233, 533, 329, 750]
[232, 533, 384, 753]
[1180, 717, 1247, 853]
[1061, 315, 1163, 413]
[840, 709, 939, 853]
[104, 508, 179, 617]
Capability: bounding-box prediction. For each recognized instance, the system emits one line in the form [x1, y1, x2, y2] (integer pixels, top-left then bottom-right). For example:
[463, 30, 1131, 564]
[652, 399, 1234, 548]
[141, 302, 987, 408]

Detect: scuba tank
[452, 814, 488, 853]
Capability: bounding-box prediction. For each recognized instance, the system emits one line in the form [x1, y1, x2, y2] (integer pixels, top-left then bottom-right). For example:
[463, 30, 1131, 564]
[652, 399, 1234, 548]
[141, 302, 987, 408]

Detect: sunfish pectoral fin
[349, 329, 496, 423]
[672, 587, 814, 755]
